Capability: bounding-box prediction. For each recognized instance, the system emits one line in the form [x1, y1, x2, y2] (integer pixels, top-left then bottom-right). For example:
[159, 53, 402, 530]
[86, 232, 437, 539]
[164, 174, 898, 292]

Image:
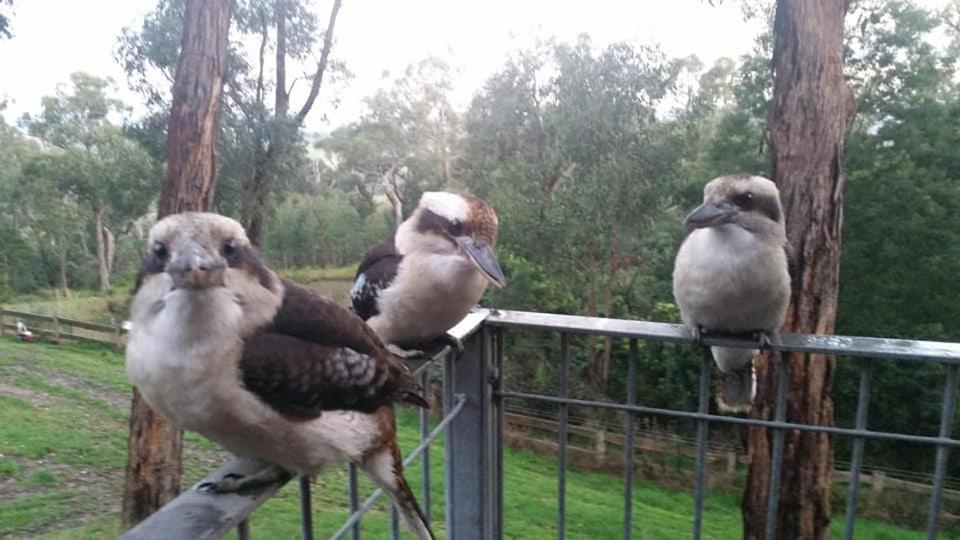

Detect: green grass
[0, 458, 21, 477]
[277, 263, 359, 283]
[26, 469, 59, 487]
[0, 336, 928, 539]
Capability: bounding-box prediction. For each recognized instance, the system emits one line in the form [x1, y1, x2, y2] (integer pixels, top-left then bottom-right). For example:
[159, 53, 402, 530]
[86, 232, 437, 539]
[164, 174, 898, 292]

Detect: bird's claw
[386, 344, 432, 361]
[690, 325, 704, 347]
[755, 330, 775, 350]
[196, 465, 291, 494]
[197, 473, 246, 493]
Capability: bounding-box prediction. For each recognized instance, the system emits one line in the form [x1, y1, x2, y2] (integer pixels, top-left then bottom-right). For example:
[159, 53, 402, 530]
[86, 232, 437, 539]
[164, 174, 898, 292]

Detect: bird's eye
[153, 241, 168, 261]
[448, 219, 464, 236]
[734, 192, 754, 207]
[222, 239, 237, 258]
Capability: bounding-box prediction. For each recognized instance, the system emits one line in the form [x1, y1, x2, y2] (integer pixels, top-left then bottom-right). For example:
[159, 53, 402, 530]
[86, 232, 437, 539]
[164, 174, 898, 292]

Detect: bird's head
[684, 175, 784, 233]
[136, 212, 277, 295]
[397, 191, 506, 288]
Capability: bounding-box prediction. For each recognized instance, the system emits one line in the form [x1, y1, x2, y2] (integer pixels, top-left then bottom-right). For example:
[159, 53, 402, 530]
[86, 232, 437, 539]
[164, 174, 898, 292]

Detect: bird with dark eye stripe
[344, 191, 504, 539]
[124, 212, 431, 533]
[351, 191, 505, 352]
[672, 174, 791, 413]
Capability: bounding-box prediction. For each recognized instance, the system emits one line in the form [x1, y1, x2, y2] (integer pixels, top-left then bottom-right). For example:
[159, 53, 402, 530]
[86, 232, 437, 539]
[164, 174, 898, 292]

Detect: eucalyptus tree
[22, 73, 158, 291]
[117, 0, 345, 245]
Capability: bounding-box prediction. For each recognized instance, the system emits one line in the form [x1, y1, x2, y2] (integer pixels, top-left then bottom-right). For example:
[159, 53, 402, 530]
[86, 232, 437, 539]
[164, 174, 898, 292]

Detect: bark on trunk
[156, 0, 230, 216]
[123, 0, 230, 528]
[742, 1, 855, 538]
[380, 163, 404, 229]
[104, 225, 116, 275]
[94, 206, 110, 291]
[58, 249, 70, 297]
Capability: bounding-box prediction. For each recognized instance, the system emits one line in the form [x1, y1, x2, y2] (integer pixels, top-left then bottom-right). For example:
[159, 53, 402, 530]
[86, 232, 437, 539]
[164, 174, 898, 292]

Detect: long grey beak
[166, 242, 226, 289]
[455, 236, 506, 288]
[683, 201, 738, 230]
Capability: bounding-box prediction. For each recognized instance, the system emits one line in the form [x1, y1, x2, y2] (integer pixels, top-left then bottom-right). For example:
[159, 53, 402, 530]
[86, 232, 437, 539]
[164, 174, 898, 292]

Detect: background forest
[1, 0, 959, 487]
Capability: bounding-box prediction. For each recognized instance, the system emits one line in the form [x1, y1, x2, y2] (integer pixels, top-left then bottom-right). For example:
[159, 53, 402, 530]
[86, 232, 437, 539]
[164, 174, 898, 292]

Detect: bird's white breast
[125, 279, 388, 474]
[673, 225, 789, 333]
[126, 286, 246, 432]
[370, 252, 488, 344]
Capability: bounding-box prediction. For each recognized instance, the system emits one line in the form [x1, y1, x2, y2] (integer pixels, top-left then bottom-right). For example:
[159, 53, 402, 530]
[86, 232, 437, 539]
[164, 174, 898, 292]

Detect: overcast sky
[0, 0, 949, 134]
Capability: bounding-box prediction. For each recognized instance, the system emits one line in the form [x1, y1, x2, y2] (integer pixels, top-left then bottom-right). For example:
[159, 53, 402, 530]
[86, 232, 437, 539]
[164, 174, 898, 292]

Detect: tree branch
[255, 8, 267, 106]
[274, 0, 288, 115]
[294, 0, 342, 124]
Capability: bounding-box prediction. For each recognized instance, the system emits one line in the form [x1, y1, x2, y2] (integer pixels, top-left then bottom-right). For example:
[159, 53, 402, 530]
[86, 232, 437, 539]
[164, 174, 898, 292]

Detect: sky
[0, 0, 948, 134]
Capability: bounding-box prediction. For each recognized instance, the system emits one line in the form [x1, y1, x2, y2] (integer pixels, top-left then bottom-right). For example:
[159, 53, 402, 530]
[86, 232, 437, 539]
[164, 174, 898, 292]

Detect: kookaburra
[350, 191, 505, 351]
[334, 191, 504, 538]
[125, 212, 434, 539]
[672, 175, 791, 412]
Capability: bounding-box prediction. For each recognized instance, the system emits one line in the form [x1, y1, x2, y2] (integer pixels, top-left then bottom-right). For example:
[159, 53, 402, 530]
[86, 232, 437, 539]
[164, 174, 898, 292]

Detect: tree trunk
[122, 0, 230, 528]
[380, 163, 404, 229]
[585, 250, 601, 391]
[94, 206, 110, 291]
[598, 219, 621, 394]
[156, 0, 230, 216]
[742, 1, 855, 538]
[58, 249, 70, 297]
[104, 225, 116, 275]
[439, 108, 453, 186]
[240, 0, 342, 246]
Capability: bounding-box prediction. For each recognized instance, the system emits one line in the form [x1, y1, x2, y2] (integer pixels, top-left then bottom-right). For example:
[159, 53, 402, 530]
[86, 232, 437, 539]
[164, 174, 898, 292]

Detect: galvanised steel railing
[122, 309, 960, 540]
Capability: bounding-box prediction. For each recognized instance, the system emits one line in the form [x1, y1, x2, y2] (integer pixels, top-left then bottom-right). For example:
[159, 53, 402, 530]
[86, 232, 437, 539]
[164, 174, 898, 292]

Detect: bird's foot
[690, 325, 704, 346]
[386, 344, 433, 362]
[196, 465, 291, 494]
[754, 330, 777, 350]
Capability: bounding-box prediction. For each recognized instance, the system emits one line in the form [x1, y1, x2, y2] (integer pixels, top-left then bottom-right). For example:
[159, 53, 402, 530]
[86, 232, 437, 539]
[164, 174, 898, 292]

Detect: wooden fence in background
[503, 406, 960, 506]
[0, 308, 127, 349]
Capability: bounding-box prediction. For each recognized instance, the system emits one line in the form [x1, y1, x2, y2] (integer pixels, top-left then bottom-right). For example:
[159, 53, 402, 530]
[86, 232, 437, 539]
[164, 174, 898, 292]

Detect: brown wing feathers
[272, 279, 386, 356]
[240, 333, 426, 418]
[240, 279, 428, 418]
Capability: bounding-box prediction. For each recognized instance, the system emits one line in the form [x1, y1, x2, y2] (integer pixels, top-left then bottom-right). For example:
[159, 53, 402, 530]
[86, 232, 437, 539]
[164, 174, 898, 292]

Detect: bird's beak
[455, 236, 507, 288]
[166, 241, 226, 290]
[683, 201, 739, 230]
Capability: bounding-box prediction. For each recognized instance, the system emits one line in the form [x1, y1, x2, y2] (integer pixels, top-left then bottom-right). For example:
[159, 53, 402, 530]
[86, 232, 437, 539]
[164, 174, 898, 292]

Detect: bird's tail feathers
[390, 471, 435, 540]
[716, 362, 756, 413]
[362, 445, 435, 540]
[710, 346, 756, 373]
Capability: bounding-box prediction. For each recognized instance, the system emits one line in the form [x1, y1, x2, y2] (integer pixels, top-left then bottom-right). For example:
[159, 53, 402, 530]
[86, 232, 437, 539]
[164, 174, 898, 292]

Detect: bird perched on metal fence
[350, 191, 505, 355]
[672, 175, 791, 412]
[338, 190, 505, 538]
[124, 212, 433, 538]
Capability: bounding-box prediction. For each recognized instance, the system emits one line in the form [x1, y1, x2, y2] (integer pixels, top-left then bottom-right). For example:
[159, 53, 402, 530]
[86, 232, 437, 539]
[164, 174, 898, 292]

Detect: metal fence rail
[121, 309, 960, 540]
[485, 310, 960, 540]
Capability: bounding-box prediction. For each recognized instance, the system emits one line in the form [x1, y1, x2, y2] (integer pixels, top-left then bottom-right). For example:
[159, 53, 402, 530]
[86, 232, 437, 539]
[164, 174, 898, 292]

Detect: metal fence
[122, 309, 960, 540]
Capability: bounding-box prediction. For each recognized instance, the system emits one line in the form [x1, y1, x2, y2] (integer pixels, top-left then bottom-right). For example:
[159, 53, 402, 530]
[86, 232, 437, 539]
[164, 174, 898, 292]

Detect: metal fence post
[445, 327, 500, 540]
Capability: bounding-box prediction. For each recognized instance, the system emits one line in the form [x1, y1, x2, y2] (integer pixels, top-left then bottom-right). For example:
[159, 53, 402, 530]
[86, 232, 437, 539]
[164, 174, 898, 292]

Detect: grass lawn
[0, 336, 925, 539]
